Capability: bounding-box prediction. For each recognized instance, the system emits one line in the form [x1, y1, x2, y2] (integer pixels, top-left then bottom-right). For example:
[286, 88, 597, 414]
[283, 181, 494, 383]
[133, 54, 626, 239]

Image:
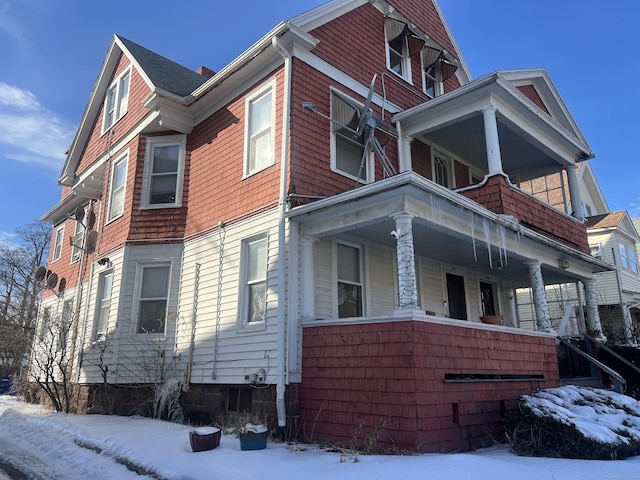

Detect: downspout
[272, 34, 292, 428]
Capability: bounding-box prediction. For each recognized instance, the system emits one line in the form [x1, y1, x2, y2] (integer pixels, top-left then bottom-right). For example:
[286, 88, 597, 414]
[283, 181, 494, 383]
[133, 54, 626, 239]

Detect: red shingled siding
[517, 85, 550, 115]
[308, 2, 461, 113]
[289, 59, 399, 204]
[300, 320, 558, 453]
[461, 174, 589, 253]
[184, 71, 283, 238]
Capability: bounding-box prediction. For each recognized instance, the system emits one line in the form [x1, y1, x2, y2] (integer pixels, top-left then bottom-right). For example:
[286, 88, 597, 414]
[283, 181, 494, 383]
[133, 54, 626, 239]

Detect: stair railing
[556, 336, 626, 394]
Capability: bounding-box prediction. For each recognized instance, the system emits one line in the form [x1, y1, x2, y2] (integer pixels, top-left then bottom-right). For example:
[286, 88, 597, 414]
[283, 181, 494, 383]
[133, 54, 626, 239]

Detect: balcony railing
[459, 174, 589, 254]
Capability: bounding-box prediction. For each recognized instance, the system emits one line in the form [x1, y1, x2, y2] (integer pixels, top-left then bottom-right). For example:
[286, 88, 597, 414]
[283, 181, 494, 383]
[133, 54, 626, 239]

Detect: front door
[446, 273, 467, 320]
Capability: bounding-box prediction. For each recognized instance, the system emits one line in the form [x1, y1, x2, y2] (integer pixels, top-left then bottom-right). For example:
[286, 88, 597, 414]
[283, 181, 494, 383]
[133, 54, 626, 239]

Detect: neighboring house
[34, 0, 613, 453]
[520, 162, 640, 343]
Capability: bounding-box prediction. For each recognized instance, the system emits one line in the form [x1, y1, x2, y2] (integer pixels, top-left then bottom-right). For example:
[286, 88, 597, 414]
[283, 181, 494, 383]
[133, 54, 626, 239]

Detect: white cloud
[0, 82, 75, 168]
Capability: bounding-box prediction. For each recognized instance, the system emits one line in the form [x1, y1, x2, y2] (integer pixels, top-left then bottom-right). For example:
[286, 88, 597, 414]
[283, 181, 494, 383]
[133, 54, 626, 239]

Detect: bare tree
[0, 221, 51, 378]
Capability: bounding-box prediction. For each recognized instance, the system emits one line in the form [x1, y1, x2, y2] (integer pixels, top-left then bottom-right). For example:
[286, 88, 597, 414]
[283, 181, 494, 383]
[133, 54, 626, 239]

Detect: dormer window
[103, 68, 131, 132]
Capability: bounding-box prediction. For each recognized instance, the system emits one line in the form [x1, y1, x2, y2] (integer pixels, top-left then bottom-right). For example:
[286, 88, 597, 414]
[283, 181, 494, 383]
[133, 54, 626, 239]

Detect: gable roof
[586, 210, 640, 241]
[117, 36, 207, 97]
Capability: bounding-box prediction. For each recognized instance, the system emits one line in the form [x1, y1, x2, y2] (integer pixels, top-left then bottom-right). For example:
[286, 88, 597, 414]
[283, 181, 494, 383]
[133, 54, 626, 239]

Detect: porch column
[525, 260, 553, 332]
[397, 122, 413, 173]
[481, 105, 503, 175]
[505, 288, 518, 327]
[565, 164, 584, 221]
[301, 236, 318, 322]
[392, 213, 419, 311]
[583, 278, 606, 341]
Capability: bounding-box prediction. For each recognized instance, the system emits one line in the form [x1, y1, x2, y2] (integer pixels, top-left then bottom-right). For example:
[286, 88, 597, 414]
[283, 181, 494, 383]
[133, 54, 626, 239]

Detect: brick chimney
[197, 66, 216, 79]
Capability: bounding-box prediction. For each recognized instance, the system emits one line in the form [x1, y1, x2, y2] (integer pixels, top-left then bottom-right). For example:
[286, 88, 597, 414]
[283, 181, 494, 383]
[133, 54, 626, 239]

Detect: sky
[1, 385, 640, 479]
[0, 0, 638, 244]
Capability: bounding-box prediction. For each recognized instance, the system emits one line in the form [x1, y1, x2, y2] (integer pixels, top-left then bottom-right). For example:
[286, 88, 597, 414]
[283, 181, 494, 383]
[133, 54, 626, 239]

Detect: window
[136, 263, 170, 334]
[433, 151, 453, 188]
[39, 307, 51, 338]
[141, 135, 186, 208]
[53, 226, 64, 262]
[60, 300, 74, 345]
[337, 243, 363, 318]
[385, 22, 412, 81]
[619, 242, 638, 273]
[244, 83, 275, 176]
[71, 218, 85, 263]
[108, 153, 128, 222]
[423, 61, 442, 99]
[94, 271, 113, 338]
[241, 235, 268, 326]
[103, 68, 130, 132]
[331, 90, 373, 183]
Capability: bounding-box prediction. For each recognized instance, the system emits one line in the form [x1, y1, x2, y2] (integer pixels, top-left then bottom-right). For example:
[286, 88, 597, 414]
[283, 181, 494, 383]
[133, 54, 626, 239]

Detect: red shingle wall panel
[300, 320, 558, 453]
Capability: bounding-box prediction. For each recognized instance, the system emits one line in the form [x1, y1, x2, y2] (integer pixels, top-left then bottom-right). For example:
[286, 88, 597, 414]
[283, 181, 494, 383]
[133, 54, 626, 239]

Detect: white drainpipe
[272, 34, 292, 428]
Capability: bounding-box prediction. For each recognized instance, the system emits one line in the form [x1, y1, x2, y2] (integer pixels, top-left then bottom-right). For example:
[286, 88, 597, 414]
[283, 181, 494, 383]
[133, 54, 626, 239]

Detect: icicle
[497, 224, 508, 267]
[483, 218, 493, 269]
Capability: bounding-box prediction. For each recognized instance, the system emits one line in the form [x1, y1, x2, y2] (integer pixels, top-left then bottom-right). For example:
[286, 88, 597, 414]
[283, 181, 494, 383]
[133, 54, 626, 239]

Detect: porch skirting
[299, 317, 559, 453]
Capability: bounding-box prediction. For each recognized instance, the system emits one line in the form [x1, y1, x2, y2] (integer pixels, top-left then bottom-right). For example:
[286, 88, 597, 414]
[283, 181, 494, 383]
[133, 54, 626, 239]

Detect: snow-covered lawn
[1, 389, 640, 479]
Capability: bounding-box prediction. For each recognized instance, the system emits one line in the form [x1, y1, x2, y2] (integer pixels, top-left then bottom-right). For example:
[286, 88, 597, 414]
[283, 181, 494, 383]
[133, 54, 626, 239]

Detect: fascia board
[60, 38, 122, 185]
[291, 0, 368, 32]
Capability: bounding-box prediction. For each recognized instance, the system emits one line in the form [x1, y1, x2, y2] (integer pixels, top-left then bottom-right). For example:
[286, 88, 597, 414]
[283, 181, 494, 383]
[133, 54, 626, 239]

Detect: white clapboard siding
[109, 243, 184, 383]
[314, 238, 333, 320]
[367, 243, 396, 315]
[179, 209, 282, 384]
[78, 249, 125, 384]
[418, 256, 445, 316]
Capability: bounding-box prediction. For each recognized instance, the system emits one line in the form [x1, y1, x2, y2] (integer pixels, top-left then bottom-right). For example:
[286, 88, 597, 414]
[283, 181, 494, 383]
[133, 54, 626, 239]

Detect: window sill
[237, 321, 267, 334]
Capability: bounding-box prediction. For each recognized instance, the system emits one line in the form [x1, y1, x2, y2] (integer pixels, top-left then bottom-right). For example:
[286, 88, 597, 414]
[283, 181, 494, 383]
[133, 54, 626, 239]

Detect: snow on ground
[1, 393, 640, 480]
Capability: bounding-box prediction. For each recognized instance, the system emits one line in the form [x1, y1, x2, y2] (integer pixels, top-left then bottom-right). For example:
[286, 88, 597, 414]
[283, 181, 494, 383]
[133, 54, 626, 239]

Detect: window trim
[329, 88, 374, 183]
[53, 226, 64, 263]
[101, 67, 131, 134]
[590, 243, 602, 260]
[71, 216, 85, 263]
[432, 150, 455, 188]
[619, 241, 638, 274]
[385, 28, 412, 82]
[107, 152, 128, 223]
[243, 80, 276, 178]
[140, 135, 186, 209]
[335, 240, 365, 319]
[133, 261, 171, 336]
[238, 233, 269, 332]
[93, 270, 114, 340]
[422, 58, 443, 99]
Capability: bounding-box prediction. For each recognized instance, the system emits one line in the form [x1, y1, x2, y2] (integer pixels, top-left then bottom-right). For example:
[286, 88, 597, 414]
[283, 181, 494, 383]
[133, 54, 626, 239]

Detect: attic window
[385, 18, 424, 82]
[421, 47, 457, 98]
[103, 68, 131, 133]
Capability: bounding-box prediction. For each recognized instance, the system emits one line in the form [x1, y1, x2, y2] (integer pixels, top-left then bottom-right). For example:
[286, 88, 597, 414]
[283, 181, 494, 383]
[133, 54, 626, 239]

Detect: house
[33, 0, 613, 453]
[519, 162, 640, 343]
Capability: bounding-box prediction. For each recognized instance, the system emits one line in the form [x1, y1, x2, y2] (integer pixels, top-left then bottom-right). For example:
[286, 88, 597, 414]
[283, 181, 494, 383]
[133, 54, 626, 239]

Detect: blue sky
[0, 0, 637, 243]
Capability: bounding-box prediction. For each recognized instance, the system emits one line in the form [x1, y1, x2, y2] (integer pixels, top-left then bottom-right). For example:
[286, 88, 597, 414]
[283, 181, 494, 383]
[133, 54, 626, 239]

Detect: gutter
[271, 35, 292, 429]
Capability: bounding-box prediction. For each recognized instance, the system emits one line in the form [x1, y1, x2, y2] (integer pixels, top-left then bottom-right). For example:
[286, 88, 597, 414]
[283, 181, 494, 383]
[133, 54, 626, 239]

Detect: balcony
[460, 174, 589, 254]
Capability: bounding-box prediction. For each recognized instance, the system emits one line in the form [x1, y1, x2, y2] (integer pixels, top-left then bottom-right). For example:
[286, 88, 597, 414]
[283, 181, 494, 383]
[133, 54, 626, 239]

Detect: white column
[582, 278, 606, 341]
[565, 164, 584, 221]
[505, 288, 518, 327]
[481, 105, 503, 175]
[300, 236, 317, 321]
[525, 260, 553, 332]
[393, 213, 419, 310]
[396, 122, 413, 173]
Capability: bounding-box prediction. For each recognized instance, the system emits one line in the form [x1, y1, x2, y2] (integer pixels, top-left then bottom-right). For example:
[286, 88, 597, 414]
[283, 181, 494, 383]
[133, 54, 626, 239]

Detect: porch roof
[286, 172, 612, 289]
[393, 69, 594, 181]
